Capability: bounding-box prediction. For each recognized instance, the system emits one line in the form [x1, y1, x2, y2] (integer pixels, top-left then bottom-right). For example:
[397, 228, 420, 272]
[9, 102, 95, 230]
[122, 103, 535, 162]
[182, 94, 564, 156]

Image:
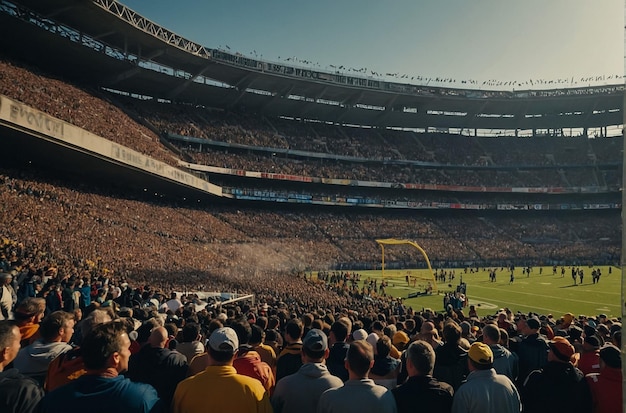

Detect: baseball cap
[208, 327, 239, 353]
[392, 331, 410, 346]
[562, 313, 574, 324]
[366, 333, 379, 348]
[468, 342, 493, 365]
[549, 336, 575, 362]
[303, 328, 328, 352]
[352, 328, 368, 341]
[583, 335, 600, 349]
[599, 344, 621, 368]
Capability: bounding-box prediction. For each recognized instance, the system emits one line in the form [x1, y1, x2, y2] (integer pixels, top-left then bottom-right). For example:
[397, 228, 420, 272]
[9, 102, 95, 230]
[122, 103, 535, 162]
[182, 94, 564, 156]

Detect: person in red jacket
[577, 335, 601, 376]
[585, 344, 622, 413]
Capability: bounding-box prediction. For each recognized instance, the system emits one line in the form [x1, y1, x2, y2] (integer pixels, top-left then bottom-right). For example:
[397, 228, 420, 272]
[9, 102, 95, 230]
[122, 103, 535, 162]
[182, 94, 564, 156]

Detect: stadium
[0, 0, 623, 317]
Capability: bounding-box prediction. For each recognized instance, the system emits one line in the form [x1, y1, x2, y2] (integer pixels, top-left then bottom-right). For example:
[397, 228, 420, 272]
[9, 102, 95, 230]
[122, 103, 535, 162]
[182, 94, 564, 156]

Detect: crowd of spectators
[0, 54, 621, 194]
[0, 56, 178, 167]
[0, 166, 620, 286]
[0, 256, 622, 412]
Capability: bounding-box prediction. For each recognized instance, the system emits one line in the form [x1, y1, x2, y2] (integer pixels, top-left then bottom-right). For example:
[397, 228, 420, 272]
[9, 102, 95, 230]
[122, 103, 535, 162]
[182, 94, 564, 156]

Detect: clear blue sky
[120, 0, 624, 90]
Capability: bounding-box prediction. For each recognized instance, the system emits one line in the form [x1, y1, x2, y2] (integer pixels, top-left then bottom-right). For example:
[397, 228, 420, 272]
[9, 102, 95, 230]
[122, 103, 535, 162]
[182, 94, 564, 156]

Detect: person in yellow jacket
[171, 327, 272, 413]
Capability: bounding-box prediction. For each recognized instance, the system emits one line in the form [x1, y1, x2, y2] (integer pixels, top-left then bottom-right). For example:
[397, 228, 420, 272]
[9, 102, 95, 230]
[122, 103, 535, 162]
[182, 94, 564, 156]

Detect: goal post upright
[375, 238, 438, 292]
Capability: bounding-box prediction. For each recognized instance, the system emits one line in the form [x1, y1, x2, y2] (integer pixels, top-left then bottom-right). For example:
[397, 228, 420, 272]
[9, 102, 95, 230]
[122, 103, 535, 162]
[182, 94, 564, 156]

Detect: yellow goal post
[375, 238, 438, 292]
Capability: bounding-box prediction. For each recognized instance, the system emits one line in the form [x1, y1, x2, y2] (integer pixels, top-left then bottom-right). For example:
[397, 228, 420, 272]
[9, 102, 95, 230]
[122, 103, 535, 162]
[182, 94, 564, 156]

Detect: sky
[120, 0, 624, 90]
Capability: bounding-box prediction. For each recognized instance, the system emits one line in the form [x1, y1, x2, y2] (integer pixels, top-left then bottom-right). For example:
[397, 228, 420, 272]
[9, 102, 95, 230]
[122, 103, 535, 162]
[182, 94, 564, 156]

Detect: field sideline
[345, 266, 621, 318]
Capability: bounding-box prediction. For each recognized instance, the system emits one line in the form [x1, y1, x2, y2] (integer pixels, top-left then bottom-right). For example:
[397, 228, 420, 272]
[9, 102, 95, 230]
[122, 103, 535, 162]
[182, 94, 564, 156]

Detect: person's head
[0, 273, 12, 286]
[392, 331, 410, 351]
[285, 318, 304, 343]
[39, 311, 75, 343]
[548, 336, 577, 364]
[442, 321, 462, 344]
[181, 322, 201, 343]
[80, 308, 113, 339]
[352, 328, 368, 341]
[255, 316, 268, 331]
[148, 326, 169, 349]
[207, 327, 239, 364]
[330, 320, 349, 343]
[468, 342, 493, 371]
[498, 328, 510, 348]
[406, 340, 435, 377]
[404, 318, 416, 333]
[231, 317, 252, 346]
[302, 313, 314, 329]
[81, 320, 131, 373]
[302, 328, 329, 362]
[371, 320, 385, 334]
[420, 321, 437, 335]
[248, 324, 265, 346]
[523, 317, 541, 335]
[337, 316, 353, 336]
[13, 298, 46, 324]
[345, 340, 374, 378]
[582, 335, 601, 352]
[599, 344, 621, 369]
[561, 312, 574, 327]
[375, 335, 392, 358]
[0, 321, 20, 370]
[482, 324, 501, 345]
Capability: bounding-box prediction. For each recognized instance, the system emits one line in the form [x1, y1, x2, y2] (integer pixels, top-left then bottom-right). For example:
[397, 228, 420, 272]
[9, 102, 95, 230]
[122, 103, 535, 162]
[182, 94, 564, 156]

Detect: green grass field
[351, 266, 622, 318]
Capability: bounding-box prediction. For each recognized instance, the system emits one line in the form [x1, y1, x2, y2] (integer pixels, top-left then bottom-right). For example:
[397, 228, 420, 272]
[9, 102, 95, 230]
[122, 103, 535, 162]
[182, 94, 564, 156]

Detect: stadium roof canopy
[2, 0, 623, 132]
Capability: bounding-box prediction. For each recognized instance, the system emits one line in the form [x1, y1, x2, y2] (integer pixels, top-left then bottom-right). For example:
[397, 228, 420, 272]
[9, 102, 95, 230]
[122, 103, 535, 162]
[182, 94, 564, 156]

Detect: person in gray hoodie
[13, 311, 74, 386]
[482, 323, 518, 382]
[271, 328, 343, 413]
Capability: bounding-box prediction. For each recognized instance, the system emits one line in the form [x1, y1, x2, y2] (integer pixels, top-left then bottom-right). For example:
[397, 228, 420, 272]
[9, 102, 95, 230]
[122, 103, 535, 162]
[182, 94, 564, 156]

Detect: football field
[351, 266, 622, 318]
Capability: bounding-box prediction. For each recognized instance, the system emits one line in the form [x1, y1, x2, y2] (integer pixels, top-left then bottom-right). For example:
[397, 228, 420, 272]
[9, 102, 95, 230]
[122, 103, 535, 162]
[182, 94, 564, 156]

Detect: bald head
[148, 326, 169, 348]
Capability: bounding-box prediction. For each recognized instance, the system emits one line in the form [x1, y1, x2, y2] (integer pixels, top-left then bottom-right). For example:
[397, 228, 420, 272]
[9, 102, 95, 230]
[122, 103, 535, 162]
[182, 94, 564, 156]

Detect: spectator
[369, 335, 400, 389]
[231, 317, 275, 394]
[41, 320, 163, 413]
[577, 335, 601, 376]
[264, 328, 282, 357]
[326, 319, 351, 382]
[521, 336, 592, 413]
[392, 340, 454, 413]
[271, 328, 343, 413]
[317, 340, 397, 413]
[175, 322, 204, 363]
[511, 316, 549, 385]
[0, 272, 16, 320]
[13, 297, 46, 347]
[44, 308, 112, 392]
[451, 342, 521, 413]
[13, 310, 74, 385]
[249, 324, 277, 374]
[172, 327, 271, 413]
[459, 321, 477, 347]
[126, 326, 188, 407]
[585, 344, 622, 413]
[417, 321, 443, 350]
[0, 320, 44, 413]
[482, 323, 518, 382]
[276, 318, 304, 381]
[391, 331, 409, 352]
[433, 321, 468, 390]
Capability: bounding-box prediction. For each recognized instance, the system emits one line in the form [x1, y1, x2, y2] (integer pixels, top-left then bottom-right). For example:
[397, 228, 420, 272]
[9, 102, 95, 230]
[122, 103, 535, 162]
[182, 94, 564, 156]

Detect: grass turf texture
[343, 266, 621, 318]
